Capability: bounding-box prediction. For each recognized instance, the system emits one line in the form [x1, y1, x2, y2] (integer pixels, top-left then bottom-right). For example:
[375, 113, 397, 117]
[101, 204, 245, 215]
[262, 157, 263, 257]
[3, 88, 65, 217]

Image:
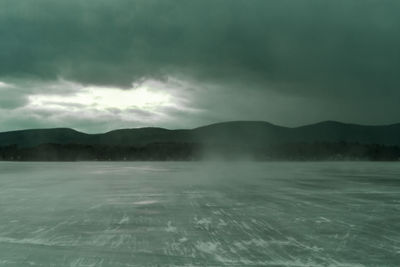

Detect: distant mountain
[1, 120, 399, 148]
[1, 121, 400, 161]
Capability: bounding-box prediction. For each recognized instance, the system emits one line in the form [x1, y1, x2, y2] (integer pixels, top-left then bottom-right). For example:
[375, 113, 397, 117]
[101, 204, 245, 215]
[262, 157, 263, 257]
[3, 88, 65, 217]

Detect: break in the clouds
[0, 0, 399, 132]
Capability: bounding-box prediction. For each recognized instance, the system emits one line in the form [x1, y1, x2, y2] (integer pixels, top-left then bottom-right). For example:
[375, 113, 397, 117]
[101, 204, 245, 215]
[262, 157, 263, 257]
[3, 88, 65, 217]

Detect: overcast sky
[0, 0, 399, 133]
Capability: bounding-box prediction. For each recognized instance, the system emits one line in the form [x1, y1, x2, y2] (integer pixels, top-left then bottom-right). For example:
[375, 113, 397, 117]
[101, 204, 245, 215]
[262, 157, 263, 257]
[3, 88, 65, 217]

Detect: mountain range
[0, 121, 399, 147]
[0, 121, 399, 161]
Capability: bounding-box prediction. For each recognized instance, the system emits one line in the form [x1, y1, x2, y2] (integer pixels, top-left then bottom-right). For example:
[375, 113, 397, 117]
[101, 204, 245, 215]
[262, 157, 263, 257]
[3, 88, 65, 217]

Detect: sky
[0, 0, 399, 133]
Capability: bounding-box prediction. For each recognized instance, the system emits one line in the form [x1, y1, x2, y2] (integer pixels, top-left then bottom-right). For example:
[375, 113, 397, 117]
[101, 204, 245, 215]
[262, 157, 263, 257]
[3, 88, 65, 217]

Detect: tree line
[0, 142, 399, 161]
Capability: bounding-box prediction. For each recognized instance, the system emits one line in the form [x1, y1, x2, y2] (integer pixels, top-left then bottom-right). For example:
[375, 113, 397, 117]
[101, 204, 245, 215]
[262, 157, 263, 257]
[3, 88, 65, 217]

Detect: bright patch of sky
[30, 85, 171, 111]
[0, 78, 206, 133]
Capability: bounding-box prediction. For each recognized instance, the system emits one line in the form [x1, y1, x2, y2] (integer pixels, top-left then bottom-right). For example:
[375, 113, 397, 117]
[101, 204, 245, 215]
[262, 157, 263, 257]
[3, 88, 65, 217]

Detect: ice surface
[0, 162, 399, 266]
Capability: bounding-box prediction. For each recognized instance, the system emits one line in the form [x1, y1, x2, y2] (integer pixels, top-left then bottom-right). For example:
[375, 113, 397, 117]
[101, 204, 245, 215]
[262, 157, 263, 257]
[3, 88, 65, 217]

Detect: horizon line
[1, 120, 399, 135]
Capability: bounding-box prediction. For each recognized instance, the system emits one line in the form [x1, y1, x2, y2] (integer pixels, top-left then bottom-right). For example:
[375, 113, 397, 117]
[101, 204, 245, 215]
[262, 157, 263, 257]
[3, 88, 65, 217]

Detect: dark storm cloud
[1, 0, 399, 89]
[0, 0, 400, 129]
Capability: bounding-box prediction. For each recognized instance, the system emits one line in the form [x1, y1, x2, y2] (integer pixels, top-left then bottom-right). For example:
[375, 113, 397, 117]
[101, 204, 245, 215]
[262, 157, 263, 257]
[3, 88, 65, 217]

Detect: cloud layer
[0, 0, 399, 131]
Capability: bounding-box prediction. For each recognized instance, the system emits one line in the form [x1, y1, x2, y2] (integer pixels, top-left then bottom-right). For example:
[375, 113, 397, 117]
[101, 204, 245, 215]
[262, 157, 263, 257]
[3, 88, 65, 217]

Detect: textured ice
[0, 162, 399, 266]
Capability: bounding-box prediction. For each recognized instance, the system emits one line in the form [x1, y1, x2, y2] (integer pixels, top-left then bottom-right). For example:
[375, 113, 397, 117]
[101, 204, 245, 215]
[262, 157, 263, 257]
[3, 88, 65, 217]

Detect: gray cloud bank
[0, 0, 400, 131]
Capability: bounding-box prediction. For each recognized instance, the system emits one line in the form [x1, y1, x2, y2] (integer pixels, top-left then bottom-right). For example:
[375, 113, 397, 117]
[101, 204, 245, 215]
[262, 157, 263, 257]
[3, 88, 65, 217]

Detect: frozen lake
[0, 162, 399, 266]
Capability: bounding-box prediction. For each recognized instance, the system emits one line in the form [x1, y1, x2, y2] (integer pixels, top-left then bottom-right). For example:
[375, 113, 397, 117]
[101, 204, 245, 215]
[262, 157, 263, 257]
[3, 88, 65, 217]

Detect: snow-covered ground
[0, 162, 399, 266]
